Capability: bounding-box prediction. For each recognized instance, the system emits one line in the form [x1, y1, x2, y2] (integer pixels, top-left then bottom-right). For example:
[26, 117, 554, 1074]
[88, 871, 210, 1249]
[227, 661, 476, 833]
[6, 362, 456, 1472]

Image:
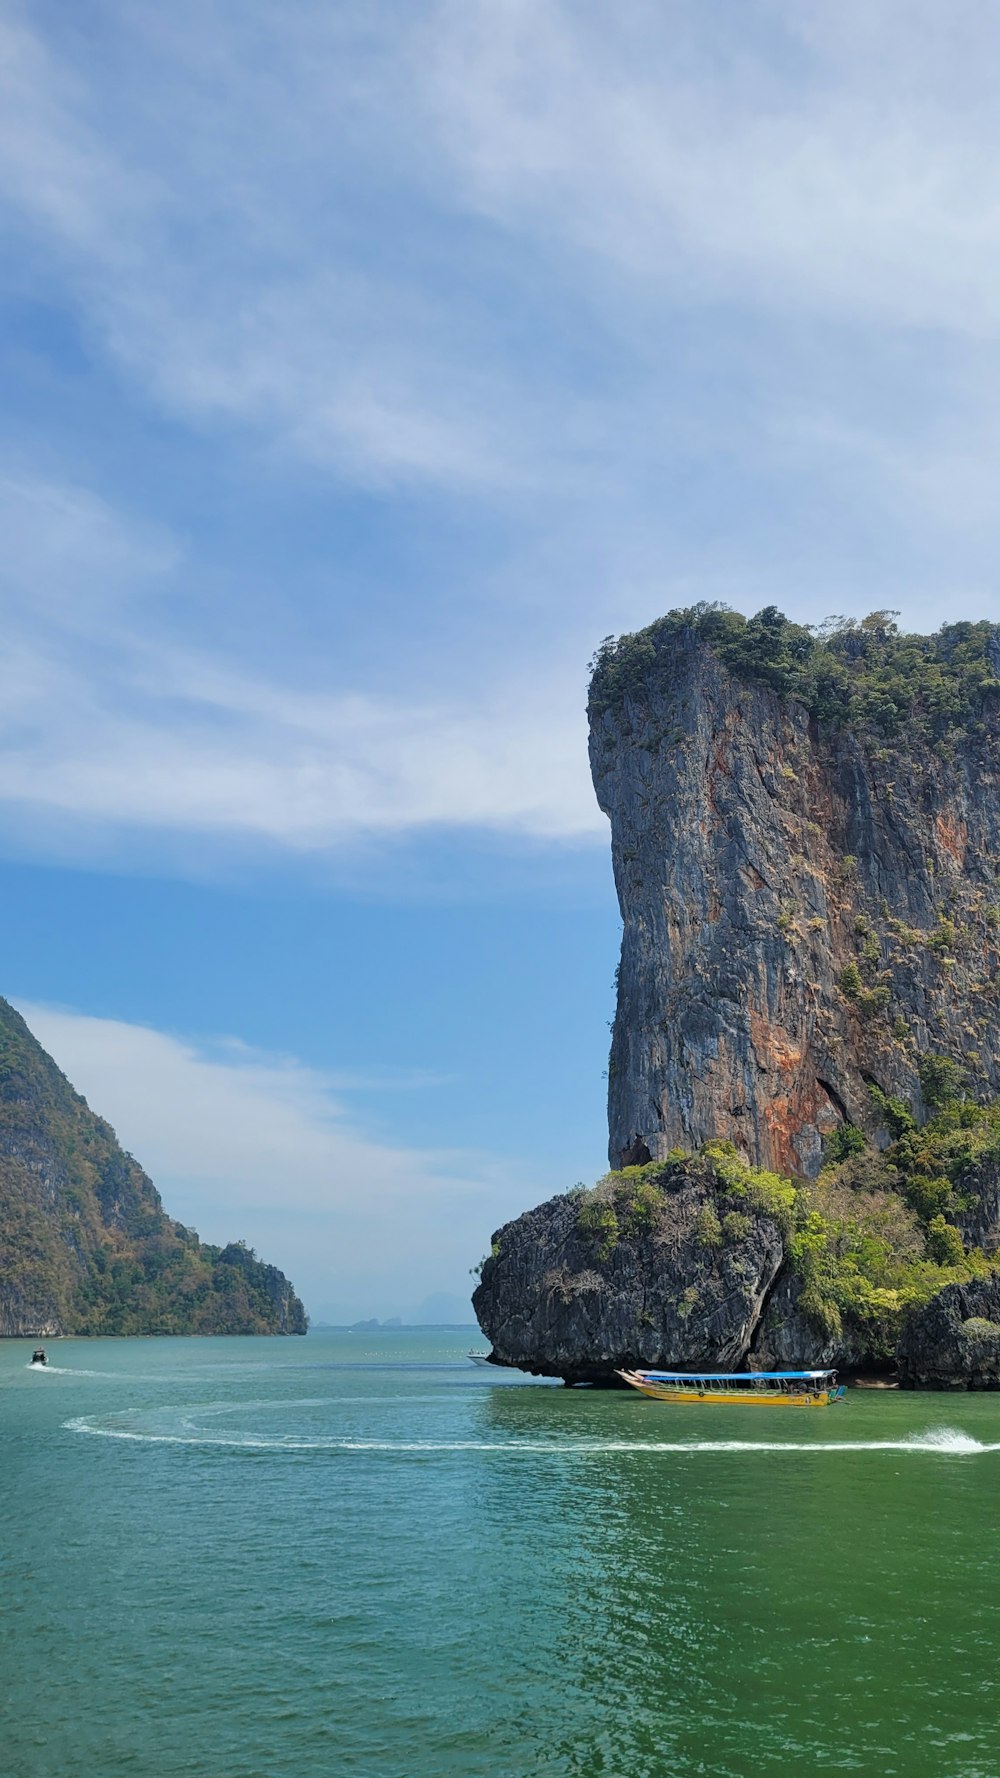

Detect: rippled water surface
[5, 1332, 1000, 1776]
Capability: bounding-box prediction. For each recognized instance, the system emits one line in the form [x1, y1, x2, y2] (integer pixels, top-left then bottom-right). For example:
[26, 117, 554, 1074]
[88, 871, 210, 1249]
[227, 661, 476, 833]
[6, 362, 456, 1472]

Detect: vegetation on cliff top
[572, 1078, 1000, 1360]
[589, 604, 999, 752]
[0, 998, 307, 1335]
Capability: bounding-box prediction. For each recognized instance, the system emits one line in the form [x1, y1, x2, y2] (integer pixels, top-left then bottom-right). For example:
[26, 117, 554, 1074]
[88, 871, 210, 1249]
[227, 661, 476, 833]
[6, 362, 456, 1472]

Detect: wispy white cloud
[0, 466, 602, 847]
[16, 998, 527, 1320]
[2, 445, 997, 859]
[0, 3, 539, 491]
[425, 0, 1000, 337]
[0, 653, 600, 844]
[0, 469, 176, 621]
[2, 4, 1000, 870]
[9, 0, 1000, 500]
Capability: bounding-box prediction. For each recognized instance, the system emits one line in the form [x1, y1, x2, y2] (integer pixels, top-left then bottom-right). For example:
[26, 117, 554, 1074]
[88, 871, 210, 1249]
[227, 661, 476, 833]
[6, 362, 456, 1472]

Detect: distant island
[0, 997, 306, 1337]
[312, 1320, 480, 1333]
[476, 609, 1000, 1388]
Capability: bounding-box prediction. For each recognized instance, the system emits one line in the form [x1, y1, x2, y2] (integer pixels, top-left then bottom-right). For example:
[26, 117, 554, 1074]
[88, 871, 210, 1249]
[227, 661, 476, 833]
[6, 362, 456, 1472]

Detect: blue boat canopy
[639, 1370, 834, 1381]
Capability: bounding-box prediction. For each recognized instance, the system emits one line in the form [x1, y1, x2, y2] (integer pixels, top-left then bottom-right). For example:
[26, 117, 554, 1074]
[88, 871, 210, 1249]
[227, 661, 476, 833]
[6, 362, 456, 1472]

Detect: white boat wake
[28, 1363, 122, 1378]
[62, 1417, 995, 1456]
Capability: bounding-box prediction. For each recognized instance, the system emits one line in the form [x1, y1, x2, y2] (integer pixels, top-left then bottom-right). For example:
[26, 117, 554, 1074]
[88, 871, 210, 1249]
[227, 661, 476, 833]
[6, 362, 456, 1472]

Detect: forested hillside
[0, 998, 306, 1337]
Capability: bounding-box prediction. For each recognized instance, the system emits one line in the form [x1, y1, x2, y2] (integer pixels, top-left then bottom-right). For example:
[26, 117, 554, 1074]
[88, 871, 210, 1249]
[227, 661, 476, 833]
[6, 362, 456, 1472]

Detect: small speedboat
[31, 1348, 48, 1367]
[468, 1351, 493, 1367]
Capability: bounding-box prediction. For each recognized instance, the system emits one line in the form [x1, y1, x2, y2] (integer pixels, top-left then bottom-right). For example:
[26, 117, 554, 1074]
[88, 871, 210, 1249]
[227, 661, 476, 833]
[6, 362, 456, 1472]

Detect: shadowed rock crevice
[817, 1078, 849, 1124]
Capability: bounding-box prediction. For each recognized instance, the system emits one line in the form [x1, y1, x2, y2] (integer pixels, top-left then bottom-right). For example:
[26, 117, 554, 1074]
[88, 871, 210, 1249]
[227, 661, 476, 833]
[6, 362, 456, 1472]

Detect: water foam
[904, 1427, 984, 1454]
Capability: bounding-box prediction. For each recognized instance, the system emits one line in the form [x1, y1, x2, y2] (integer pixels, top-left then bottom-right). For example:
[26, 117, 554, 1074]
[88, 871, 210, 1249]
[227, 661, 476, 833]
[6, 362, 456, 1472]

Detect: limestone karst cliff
[0, 997, 306, 1337]
[474, 609, 1000, 1385]
[589, 608, 1000, 1178]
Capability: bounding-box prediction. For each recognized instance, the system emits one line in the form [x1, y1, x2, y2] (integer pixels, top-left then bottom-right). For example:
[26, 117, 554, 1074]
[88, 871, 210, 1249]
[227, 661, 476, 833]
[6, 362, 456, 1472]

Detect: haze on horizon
[2, 0, 999, 1320]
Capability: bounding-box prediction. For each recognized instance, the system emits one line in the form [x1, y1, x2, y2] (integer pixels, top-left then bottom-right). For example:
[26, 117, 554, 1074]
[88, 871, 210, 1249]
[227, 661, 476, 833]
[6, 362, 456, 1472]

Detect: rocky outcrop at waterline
[897, 1275, 1000, 1390]
[473, 1138, 1000, 1384]
[473, 1152, 787, 1384]
[0, 997, 307, 1337]
[473, 1148, 863, 1381]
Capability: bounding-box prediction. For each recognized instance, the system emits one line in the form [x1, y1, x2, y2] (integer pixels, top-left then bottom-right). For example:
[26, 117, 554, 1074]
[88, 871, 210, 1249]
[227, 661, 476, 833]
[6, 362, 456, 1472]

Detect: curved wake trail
[62, 1419, 995, 1456]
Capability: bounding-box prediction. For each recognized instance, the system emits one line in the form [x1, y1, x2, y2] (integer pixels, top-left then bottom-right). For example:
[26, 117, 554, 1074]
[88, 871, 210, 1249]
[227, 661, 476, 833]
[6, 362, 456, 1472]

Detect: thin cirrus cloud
[16, 999, 526, 1321]
[0, 4, 537, 492]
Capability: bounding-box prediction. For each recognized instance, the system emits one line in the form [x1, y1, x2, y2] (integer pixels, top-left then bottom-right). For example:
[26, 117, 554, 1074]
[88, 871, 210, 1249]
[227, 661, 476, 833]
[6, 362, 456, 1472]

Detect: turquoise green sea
[4, 1331, 1000, 1777]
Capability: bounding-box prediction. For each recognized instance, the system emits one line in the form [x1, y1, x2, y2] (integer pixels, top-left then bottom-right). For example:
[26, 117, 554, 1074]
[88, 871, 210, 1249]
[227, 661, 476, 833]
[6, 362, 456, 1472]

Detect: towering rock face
[475, 610, 1000, 1385]
[0, 997, 307, 1337]
[589, 614, 1000, 1178]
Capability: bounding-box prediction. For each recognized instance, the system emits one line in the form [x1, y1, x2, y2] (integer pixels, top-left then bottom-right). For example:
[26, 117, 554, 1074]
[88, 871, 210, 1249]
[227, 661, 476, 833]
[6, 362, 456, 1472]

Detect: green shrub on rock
[867, 1083, 916, 1138]
[823, 1123, 868, 1166]
[902, 1173, 953, 1222]
[576, 1198, 620, 1260]
[959, 1316, 1000, 1352]
[838, 962, 863, 1001]
[918, 1054, 967, 1111]
[695, 1204, 722, 1248]
[925, 1215, 965, 1266]
[700, 1140, 798, 1233]
[722, 1211, 752, 1243]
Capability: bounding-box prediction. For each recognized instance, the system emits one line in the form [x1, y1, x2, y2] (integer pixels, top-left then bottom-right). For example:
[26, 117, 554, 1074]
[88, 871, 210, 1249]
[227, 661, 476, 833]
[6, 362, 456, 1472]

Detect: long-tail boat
[616, 1368, 845, 1406]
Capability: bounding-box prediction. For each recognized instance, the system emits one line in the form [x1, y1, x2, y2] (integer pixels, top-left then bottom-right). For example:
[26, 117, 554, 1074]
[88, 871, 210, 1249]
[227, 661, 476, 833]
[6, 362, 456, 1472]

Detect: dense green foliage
[823, 1123, 869, 1166]
[589, 604, 999, 752]
[0, 998, 306, 1335]
[698, 1140, 798, 1232]
[574, 1147, 798, 1258]
[790, 1088, 1000, 1352]
[572, 1089, 1000, 1360]
[576, 1163, 669, 1259]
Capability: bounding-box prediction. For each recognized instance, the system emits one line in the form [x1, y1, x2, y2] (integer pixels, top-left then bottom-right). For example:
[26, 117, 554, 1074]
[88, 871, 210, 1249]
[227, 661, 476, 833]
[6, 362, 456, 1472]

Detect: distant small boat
[468, 1351, 493, 1367]
[617, 1368, 845, 1406]
[30, 1348, 47, 1367]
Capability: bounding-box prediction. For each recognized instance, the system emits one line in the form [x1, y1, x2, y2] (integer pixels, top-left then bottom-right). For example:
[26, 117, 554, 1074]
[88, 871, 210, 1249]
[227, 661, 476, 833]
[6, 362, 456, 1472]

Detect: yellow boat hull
[617, 1372, 841, 1406]
[629, 1387, 834, 1406]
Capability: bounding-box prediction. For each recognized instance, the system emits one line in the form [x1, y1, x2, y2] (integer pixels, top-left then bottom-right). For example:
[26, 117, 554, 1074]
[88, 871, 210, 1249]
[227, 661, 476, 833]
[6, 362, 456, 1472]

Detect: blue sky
[3, 0, 1000, 1320]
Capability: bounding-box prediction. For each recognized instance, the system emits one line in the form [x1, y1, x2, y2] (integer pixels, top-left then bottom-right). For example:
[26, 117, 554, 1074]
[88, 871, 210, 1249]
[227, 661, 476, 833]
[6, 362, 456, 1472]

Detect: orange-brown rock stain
[749, 1011, 802, 1075]
[761, 1095, 802, 1178]
[935, 812, 968, 866]
[761, 1072, 840, 1177]
[748, 1012, 842, 1174]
